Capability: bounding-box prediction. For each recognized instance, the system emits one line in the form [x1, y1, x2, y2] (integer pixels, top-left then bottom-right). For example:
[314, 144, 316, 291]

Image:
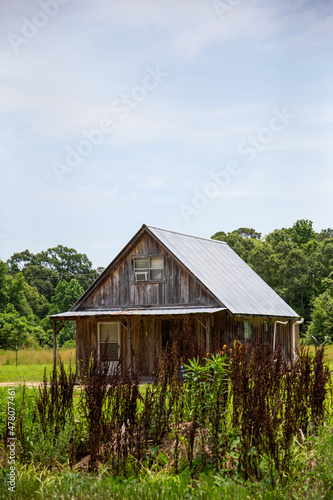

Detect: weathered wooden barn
[50, 224, 302, 376]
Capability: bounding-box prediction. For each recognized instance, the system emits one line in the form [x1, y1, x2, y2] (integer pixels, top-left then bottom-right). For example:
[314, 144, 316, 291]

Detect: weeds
[0, 332, 331, 496]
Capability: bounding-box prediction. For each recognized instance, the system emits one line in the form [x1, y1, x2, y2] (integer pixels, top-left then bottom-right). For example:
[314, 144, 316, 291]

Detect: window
[133, 256, 164, 282]
[244, 319, 252, 346]
[99, 323, 119, 362]
[150, 257, 164, 280]
[264, 320, 269, 343]
[134, 257, 148, 281]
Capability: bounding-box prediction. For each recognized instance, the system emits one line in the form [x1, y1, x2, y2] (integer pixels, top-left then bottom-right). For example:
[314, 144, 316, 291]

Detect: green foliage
[7, 245, 98, 293]
[1, 244, 97, 349]
[48, 279, 84, 346]
[23, 282, 50, 319]
[212, 220, 333, 341]
[306, 275, 333, 344]
[0, 310, 48, 349]
[21, 265, 59, 302]
[50, 279, 84, 315]
[61, 339, 76, 349]
[290, 219, 316, 246]
[0, 349, 331, 499]
[0, 261, 9, 308]
[184, 353, 230, 470]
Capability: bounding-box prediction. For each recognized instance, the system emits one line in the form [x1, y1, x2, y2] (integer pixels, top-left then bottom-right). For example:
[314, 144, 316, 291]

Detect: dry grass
[0, 348, 75, 366]
[305, 345, 333, 367]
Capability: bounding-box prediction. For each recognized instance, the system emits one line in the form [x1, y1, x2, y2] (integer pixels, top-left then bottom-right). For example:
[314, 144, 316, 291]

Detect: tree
[5, 246, 98, 349]
[317, 228, 333, 242]
[210, 221, 333, 334]
[232, 227, 262, 240]
[0, 308, 48, 349]
[7, 245, 98, 293]
[306, 275, 333, 344]
[0, 261, 30, 316]
[0, 260, 9, 309]
[6, 250, 35, 274]
[49, 279, 85, 346]
[290, 219, 316, 246]
[211, 231, 227, 242]
[212, 228, 257, 262]
[36, 245, 98, 288]
[50, 279, 84, 314]
[22, 265, 59, 302]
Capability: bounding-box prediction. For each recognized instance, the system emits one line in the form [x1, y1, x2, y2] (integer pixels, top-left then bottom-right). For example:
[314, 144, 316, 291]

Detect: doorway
[161, 319, 184, 349]
[98, 322, 120, 374]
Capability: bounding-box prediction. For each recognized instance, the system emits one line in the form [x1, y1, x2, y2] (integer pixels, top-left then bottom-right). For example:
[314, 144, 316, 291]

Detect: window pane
[134, 258, 148, 270]
[150, 257, 163, 269]
[244, 320, 251, 339]
[150, 269, 163, 280]
[100, 342, 118, 361]
[100, 324, 118, 342]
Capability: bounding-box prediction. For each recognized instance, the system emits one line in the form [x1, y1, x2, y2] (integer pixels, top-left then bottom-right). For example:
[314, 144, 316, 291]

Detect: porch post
[127, 317, 132, 379]
[74, 320, 79, 379]
[206, 315, 211, 353]
[53, 319, 57, 374]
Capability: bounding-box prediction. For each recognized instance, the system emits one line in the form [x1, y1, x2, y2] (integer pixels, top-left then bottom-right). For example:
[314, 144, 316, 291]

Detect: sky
[0, 0, 333, 269]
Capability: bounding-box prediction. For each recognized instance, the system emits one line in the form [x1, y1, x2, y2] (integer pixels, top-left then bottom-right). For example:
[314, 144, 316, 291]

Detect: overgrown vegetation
[1, 327, 332, 498]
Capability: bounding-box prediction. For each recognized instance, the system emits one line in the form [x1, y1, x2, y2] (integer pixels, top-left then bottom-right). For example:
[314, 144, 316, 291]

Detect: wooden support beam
[118, 317, 140, 379]
[206, 315, 211, 354]
[127, 317, 132, 378]
[55, 320, 66, 333]
[53, 319, 57, 375]
[52, 319, 67, 375]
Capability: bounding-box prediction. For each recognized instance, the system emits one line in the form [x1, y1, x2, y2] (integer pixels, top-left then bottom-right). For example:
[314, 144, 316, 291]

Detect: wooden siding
[80, 233, 218, 310]
[210, 311, 295, 360]
[75, 312, 297, 376]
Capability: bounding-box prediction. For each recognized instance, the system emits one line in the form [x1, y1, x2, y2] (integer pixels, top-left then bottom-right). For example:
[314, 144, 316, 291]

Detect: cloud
[74, 0, 333, 57]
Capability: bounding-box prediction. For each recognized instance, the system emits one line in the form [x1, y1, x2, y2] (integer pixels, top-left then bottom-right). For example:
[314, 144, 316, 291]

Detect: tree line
[0, 219, 332, 350]
[212, 219, 333, 344]
[0, 246, 98, 349]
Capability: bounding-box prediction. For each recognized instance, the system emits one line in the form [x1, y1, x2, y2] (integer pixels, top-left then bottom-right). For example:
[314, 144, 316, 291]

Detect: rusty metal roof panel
[146, 225, 299, 318]
[49, 306, 226, 319]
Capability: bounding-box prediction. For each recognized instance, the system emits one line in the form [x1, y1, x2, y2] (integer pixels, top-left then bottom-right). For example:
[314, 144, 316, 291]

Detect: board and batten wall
[79, 233, 218, 310]
[75, 311, 297, 376]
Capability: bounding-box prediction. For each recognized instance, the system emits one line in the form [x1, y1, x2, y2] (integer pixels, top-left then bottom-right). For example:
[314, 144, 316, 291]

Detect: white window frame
[134, 257, 149, 282]
[133, 255, 164, 282]
[264, 320, 269, 343]
[98, 322, 120, 364]
[244, 319, 252, 345]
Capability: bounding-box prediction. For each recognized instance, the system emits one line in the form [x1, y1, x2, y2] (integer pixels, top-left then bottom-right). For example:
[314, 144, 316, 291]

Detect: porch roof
[49, 306, 226, 320]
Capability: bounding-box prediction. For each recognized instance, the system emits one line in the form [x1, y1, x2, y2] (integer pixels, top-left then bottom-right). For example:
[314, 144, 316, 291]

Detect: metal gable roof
[146, 225, 299, 318]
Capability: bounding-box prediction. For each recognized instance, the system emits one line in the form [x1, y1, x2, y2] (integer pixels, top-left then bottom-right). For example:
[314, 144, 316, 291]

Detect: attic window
[134, 256, 164, 282]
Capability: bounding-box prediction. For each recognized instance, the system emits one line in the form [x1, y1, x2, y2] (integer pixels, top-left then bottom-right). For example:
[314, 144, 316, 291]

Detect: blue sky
[0, 0, 332, 268]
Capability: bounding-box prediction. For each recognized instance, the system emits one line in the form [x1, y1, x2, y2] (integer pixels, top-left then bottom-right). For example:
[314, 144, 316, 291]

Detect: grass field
[0, 346, 332, 383]
[0, 349, 76, 383]
[0, 365, 55, 383]
[0, 348, 332, 500]
[0, 348, 75, 366]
